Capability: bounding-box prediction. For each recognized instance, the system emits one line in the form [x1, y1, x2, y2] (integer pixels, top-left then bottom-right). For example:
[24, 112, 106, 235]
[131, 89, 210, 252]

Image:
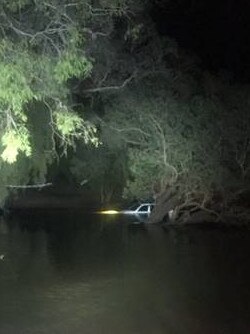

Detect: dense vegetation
[1, 0, 250, 224]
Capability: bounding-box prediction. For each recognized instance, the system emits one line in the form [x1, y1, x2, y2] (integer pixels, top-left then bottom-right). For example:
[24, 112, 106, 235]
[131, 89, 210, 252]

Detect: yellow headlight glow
[98, 210, 119, 215]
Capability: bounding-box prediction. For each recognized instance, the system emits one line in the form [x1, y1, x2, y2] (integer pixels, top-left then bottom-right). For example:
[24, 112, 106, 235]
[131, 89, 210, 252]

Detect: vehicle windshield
[128, 203, 140, 210]
[137, 205, 149, 212]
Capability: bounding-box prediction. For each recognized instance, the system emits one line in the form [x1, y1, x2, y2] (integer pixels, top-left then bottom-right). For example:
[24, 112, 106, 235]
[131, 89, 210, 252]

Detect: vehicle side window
[150, 205, 154, 212]
[138, 205, 148, 212]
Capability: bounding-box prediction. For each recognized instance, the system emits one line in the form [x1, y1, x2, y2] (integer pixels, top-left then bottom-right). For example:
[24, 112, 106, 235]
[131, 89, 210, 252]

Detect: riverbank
[2, 187, 250, 229]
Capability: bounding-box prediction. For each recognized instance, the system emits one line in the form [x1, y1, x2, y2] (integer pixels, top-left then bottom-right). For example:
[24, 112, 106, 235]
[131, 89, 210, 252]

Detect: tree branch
[83, 28, 109, 39]
[83, 73, 136, 93]
[6, 183, 52, 189]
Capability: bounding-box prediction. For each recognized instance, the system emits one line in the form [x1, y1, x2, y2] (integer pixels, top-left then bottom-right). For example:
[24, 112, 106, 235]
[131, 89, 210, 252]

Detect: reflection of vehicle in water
[122, 203, 154, 215]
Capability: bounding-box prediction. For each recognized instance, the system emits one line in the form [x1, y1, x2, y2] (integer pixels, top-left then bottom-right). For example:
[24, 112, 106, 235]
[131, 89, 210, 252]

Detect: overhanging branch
[6, 183, 53, 189]
[83, 73, 136, 93]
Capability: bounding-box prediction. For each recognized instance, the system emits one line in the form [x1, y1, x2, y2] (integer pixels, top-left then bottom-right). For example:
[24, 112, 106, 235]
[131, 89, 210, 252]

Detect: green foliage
[0, 1, 99, 168]
[123, 149, 164, 199]
[0, 42, 94, 163]
[55, 109, 82, 137]
[1, 127, 31, 164]
[54, 106, 99, 150]
[0, 0, 112, 202]
[54, 52, 92, 84]
[0, 109, 53, 205]
[0, 62, 34, 115]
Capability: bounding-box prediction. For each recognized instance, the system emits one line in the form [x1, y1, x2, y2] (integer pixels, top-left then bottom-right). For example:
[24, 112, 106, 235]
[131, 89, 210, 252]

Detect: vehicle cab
[122, 203, 155, 215]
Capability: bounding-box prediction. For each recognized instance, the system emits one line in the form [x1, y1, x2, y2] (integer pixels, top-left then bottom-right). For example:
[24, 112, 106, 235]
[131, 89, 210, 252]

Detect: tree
[100, 59, 250, 223]
[0, 0, 137, 203]
[1, 0, 250, 225]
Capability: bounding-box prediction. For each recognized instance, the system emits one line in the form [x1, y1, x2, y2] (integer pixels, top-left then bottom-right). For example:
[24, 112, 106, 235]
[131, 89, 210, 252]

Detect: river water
[0, 211, 249, 334]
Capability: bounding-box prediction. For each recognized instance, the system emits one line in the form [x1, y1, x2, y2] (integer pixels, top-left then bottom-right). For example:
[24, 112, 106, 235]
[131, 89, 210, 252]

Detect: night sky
[151, 0, 250, 81]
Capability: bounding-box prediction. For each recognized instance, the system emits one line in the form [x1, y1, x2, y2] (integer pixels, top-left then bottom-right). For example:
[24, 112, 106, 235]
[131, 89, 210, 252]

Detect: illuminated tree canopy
[0, 0, 134, 201]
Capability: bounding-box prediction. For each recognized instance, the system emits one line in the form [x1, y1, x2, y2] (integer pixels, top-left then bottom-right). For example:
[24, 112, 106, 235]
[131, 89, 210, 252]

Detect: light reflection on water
[0, 212, 250, 334]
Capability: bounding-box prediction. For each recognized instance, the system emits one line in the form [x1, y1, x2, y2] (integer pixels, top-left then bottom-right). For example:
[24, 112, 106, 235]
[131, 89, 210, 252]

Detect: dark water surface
[0, 211, 250, 334]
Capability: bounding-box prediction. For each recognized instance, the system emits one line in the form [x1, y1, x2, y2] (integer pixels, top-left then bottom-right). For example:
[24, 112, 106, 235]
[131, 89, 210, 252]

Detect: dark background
[150, 0, 250, 81]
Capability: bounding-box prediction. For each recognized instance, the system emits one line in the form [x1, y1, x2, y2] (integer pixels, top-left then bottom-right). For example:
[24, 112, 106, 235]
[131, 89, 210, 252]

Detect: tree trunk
[148, 186, 179, 224]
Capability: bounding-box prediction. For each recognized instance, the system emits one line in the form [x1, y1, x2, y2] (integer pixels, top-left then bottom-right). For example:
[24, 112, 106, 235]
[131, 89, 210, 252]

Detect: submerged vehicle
[121, 203, 155, 215]
[99, 203, 155, 216]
